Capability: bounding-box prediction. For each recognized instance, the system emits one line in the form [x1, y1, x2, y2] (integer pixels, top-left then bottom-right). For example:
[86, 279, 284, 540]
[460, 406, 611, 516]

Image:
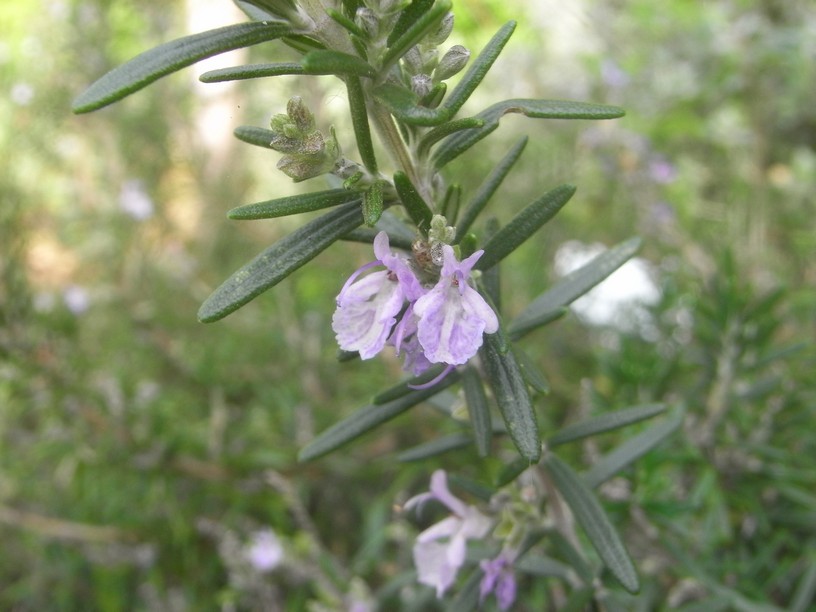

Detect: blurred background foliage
[1, 0, 814, 609]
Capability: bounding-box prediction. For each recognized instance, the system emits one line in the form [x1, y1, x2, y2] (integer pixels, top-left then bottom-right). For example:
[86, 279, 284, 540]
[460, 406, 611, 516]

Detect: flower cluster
[331, 229, 498, 380]
[404, 470, 518, 609]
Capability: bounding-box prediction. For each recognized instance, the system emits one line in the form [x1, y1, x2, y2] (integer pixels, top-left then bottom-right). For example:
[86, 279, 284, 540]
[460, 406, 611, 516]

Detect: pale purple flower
[119, 179, 154, 221]
[63, 285, 90, 315]
[648, 158, 677, 184]
[332, 232, 423, 359]
[480, 552, 517, 611]
[413, 245, 498, 366]
[245, 529, 283, 573]
[405, 470, 492, 598]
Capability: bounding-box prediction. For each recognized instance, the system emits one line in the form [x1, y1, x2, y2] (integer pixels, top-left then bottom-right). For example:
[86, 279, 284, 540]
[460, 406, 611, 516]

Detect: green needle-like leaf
[198, 202, 363, 322]
[393, 171, 433, 231]
[545, 454, 640, 593]
[433, 98, 625, 168]
[362, 181, 385, 226]
[416, 117, 485, 159]
[73, 22, 292, 113]
[477, 184, 576, 271]
[227, 189, 362, 220]
[583, 411, 683, 488]
[233, 125, 276, 149]
[371, 83, 450, 125]
[346, 76, 378, 173]
[547, 403, 667, 447]
[397, 433, 472, 462]
[386, 0, 434, 47]
[481, 332, 540, 462]
[302, 50, 377, 77]
[462, 366, 492, 457]
[380, 0, 452, 74]
[199, 62, 304, 82]
[455, 136, 528, 241]
[298, 374, 459, 461]
[509, 237, 641, 338]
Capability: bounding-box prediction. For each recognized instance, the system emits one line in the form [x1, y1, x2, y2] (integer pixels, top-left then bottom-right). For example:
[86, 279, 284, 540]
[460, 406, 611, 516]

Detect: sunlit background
[2, 0, 814, 609]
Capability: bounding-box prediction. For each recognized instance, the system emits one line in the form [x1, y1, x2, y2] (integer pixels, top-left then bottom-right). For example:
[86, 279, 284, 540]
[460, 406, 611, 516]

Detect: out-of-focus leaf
[298, 374, 458, 461]
[563, 588, 595, 612]
[386, 0, 433, 47]
[790, 549, 816, 612]
[447, 566, 484, 612]
[462, 366, 492, 457]
[199, 62, 304, 82]
[433, 98, 625, 168]
[234, 125, 276, 148]
[549, 530, 594, 585]
[476, 184, 576, 271]
[198, 202, 362, 322]
[455, 137, 527, 241]
[393, 171, 433, 231]
[547, 403, 667, 447]
[508, 308, 567, 341]
[73, 22, 292, 113]
[495, 456, 529, 487]
[545, 454, 639, 593]
[380, 0, 452, 73]
[481, 332, 540, 462]
[510, 237, 641, 337]
[583, 410, 683, 488]
[515, 555, 572, 580]
[397, 433, 471, 462]
[227, 189, 361, 219]
[363, 181, 385, 226]
[302, 50, 376, 77]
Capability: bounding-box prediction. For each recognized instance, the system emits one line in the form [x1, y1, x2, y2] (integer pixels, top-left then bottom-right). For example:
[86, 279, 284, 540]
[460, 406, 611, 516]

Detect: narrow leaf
[547, 403, 667, 447]
[228, 189, 361, 219]
[462, 366, 492, 457]
[373, 365, 449, 404]
[514, 347, 550, 394]
[393, 171, 433, 231]
[298, 375, 458, 461]
[327, 8, 368, 39]
[508, 308, 567, 341]
[496, 456, 529, 487]
[583, 411, 683, 488]
[433, 98, 625, 168]
[362, 181, 385, 226]
[476, 184, 576, 271]
[416, 117, 485, 159]
[371, 82, 451, 126]
[455, 137, 528, 241]
[545, 454, 639, 593]
[302, 50, 376, 77]
[198, 202, 363, 322]
[233, 125, 276, 149]
[73, 22, 292, 113]
[386, 0, 433, 47]
[480, 332, 541, 462]
[346, 76, 378, 172]
[397, 433, 472, 462]
[438, 21, 516, 118]
[514, 555, 572, 580]
[200, 62, 303, 82]
[510, 237, 641, 337]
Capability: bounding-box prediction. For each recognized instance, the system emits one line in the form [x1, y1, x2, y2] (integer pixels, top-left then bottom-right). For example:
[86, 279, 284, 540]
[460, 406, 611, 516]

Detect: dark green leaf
[397, 433, 472, 462]
[480, 332, 541, 462]
[513, 347, 550, 394]
[363, 181, 385, 226]
[462, 366, 492, 457]
[583, 411, 683, 488]
[495, 456, 529, 487]
[439, 183, 461, 226]
[416, 118, 485, 159]
[342, 228, 413, 251]
[302, 50, 377, 77]
[199, 62, 304, 82]
[298, 374, 458, 461]
[372, 83, 450, 125]
[233, 125, 276, 149]
[508, 308, 567, 341]
[545, 454, 639, 593]
[393, 171, 433, 231]
[509, 237, 641, 337]
[549, 530, 594, 585]
[433, 98, 625, 168]
[373, 365, 449, 404]
[227, 189, 362, 219]
[447, 566, 484, 612]
[327, 8, 368, 39]
[73, 22, 292, 113]
[386, 0, 434, 47]
[380, 0, 452, 74]
[547, 403, 667, 447]
[563, 588, 596, 612]
[790, 549, 816, 612]
[514, 555, 572, 580]
[346, 76, 378, 172]
[455, 137, 528, 241]
[198, 202, 362, 322]
[476, 184, 576, 271]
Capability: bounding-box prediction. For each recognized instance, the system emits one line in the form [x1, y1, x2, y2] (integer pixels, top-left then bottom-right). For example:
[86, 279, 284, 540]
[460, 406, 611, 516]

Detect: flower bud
[435, 45, 470, 81]
[426, 12, 454, 45]
[411, 74, 433, 98]
[355, 7, 379, 39]
[286, 96, 314, 133]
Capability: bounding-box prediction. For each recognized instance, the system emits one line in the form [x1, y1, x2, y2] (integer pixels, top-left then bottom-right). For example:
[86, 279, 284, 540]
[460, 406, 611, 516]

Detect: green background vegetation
[1, 0, 813, 609]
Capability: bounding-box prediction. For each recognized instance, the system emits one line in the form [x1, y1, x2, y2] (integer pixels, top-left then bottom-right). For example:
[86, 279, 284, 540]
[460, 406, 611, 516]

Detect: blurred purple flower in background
[119, 179, 154, 221]
[480, 552, 517, 610]
[648, 157, 677, 184]
[244, 529, 283, 573]
[62, 284, 90, 315]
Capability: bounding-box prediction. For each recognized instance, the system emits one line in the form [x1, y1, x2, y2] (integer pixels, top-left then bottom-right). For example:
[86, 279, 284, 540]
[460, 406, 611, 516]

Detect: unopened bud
[435, 45, 470, 81]
[355, 8, 379, 39]
[426, 12, 454, 45]
[411, 74, 433, 98]
[287, 96, 314, 133]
